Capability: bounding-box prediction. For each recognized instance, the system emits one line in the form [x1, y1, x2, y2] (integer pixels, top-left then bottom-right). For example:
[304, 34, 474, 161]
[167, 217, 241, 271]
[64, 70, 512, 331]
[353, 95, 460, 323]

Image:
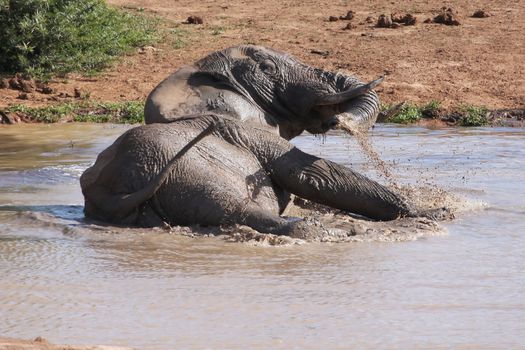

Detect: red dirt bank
[0, 0, 523, 111]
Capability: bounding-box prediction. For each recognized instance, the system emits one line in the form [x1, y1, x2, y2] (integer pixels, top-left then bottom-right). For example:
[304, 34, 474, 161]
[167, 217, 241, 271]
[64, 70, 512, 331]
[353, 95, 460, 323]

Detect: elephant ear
[144, 53, 259, 125]
[144, 65, 205, 124]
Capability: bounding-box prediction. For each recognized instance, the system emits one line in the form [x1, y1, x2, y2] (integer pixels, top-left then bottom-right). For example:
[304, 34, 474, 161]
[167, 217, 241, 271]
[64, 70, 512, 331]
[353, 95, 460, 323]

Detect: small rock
[391, 22, 401, 28]
[34, 337, 49, 343]
[0, 78, 9, 89]
[20, 79, 35, 93]
[17, 92, 29, 100]
[472, 10, 491, 18]
[328, 15, 339, 22]
[391, 13, 405, 23]
[0, 111, 20, 124]
[310, 49, 329, 57]
[185, 15, 203, 24]
[40, 85, 54, 94]
[365, 16, 374, 23]
[391, 13, 417, 25]
[339, 10, 355, 20]
[403, 14, 417, 25]
[74, 87, 83, 98]
[342, 23, 357, 30]
[423, 18, 433, 23]
[376, 14, 393, 28]
[8, 77, 21, 90]
[138, 45, 161, 54]
[433, 8, 461, 25]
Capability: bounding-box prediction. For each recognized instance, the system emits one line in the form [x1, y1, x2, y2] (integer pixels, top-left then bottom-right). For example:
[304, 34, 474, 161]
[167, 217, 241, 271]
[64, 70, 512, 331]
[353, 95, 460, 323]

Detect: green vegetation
[387, 102, 423, 124]
[382, 100, 492, 126]
[0, 0, 158, 77]
[210, 25, 226, 36]
[459, 105, 489, 126]
[7, 103, 77, 123]
[6, 101, 144, 123]
[168, 28, 189, 49]
[420, 100, 441, 119]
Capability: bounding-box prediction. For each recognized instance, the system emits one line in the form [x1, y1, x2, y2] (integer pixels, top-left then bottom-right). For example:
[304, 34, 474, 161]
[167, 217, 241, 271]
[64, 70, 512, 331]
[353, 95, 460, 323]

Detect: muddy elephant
[81, 45, 443, 234]
[144, 45, 382, 138]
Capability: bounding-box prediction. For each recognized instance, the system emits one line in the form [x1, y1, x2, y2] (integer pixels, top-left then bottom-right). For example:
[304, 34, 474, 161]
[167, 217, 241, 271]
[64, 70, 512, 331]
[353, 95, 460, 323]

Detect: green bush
[0, 0, 157, 77]
[459, 105, 489, 126]
[420, 100, 441, 119]
[388, 102, 422, 124]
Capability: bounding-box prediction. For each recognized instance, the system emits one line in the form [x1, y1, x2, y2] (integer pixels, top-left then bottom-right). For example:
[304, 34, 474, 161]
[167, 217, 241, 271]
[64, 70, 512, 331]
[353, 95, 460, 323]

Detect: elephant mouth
[327, 115, 360, 135]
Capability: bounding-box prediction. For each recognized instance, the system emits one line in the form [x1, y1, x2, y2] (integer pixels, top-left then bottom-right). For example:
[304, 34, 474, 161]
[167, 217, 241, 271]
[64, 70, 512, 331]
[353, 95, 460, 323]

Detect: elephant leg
[269, 147, 411, 220]
[233, 202, 316, 236]
[233, 202, 290, 235]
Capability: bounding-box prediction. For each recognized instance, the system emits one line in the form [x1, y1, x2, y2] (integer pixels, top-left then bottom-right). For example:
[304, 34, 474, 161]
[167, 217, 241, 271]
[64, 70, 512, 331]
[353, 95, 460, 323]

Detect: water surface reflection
[1, 124, 524, 349]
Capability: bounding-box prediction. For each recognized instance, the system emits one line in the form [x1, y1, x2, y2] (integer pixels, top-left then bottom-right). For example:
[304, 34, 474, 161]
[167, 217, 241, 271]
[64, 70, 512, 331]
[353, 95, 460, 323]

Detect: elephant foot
[237, 204, 332, 237]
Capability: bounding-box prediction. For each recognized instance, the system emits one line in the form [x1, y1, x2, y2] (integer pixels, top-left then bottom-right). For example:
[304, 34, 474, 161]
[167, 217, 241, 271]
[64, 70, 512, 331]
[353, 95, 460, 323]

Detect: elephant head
[145, 45, 381, 139]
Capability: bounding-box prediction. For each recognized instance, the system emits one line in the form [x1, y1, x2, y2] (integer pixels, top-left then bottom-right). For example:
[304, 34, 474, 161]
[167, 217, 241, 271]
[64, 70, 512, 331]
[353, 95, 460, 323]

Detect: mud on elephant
[81, 45, 448, 235]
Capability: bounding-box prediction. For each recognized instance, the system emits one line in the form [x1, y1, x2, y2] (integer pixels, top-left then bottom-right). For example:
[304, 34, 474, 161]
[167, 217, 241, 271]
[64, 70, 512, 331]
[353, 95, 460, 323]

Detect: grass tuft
[0, 0, 158, 77]
[210, 26, 226, 36]
[167, 27, 189, 49]
[7, 103, 77, 123]
[459, 105, 489, 126]
[6, 101, 145, 123]
[387, 102, 422, 124]
[420, 100, 441, 119]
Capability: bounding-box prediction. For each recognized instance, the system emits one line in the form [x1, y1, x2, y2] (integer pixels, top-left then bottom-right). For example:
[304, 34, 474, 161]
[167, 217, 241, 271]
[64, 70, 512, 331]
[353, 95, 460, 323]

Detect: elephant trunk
[309, 72, 382, 133]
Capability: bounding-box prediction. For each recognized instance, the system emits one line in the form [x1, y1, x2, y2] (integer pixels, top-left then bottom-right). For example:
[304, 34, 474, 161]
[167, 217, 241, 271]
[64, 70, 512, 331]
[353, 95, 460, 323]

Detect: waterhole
[1, 124, 523, 349]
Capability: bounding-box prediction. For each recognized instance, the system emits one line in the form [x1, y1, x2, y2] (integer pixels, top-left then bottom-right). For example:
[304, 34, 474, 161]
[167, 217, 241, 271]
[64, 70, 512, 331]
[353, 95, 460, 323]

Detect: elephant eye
[259, 60, 277, 75]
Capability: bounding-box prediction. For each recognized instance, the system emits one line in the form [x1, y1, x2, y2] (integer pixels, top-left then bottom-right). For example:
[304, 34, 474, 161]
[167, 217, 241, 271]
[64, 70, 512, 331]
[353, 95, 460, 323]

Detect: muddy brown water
[1, 124, 524, 349]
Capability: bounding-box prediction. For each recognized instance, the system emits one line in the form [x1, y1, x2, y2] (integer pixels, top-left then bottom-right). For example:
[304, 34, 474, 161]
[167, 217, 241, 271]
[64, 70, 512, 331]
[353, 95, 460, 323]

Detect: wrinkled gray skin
[81, 46, 445, 234]
[145, 45, 380, 138]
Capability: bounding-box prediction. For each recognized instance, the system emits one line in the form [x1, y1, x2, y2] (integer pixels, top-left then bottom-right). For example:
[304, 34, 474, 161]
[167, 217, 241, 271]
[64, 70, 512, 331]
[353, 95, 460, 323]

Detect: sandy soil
[0, 337, 132, 350]
[0, 0, 523, 111]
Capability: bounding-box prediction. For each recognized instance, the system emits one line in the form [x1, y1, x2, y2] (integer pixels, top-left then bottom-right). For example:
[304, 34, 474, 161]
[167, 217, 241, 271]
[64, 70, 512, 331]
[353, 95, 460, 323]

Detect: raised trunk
[328, 73, 381, 131]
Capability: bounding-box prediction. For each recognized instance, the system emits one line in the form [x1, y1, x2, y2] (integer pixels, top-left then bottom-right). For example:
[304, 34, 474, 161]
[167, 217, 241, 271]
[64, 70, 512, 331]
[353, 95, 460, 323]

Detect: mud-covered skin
[145, 45, 380, 139]
[81, 116, 421, 235]
[83, 46, 448, 233]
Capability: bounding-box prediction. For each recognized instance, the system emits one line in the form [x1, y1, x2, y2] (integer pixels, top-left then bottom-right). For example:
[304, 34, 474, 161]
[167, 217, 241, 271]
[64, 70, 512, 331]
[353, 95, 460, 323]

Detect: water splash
[337, 120, 397, 187]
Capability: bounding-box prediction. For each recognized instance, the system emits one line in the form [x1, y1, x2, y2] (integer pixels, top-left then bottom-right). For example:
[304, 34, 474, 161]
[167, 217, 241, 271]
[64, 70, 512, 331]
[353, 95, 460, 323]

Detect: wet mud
[0, 336, 132, 350]
[1, 200, 449, 248]
[3, 175, 480, 248]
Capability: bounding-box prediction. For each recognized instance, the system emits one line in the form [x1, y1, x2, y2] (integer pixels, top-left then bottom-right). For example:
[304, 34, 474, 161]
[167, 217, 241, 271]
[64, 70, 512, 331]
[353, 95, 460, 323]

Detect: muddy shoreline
[0, 336, 133, 350]
[1, 101, 523, 127]
[1, 73, 523, 127]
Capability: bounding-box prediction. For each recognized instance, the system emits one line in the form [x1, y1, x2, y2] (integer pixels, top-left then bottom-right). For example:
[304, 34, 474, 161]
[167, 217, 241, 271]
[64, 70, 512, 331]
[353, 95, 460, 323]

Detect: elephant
[80, 45, 447, 234]
[144, 45, 382, 139]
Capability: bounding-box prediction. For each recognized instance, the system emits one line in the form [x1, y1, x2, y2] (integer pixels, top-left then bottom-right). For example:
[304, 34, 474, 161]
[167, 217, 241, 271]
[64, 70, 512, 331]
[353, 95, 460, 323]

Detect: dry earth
[0, 0, 523, 111]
